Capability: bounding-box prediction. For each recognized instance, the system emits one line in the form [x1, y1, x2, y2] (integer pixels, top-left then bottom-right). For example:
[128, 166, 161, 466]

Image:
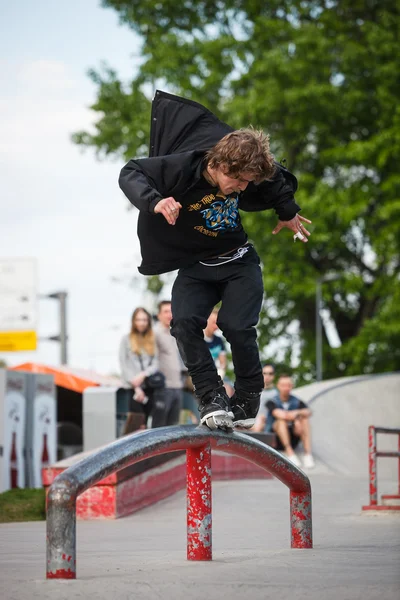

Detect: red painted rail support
[46, 425, 312, 579]
[398, 432, 400, 496]
[290, 490, 312, 548]
[362, 425, 400, 512]
[368, 425, 378, 506]
[187, 444, 212, 560]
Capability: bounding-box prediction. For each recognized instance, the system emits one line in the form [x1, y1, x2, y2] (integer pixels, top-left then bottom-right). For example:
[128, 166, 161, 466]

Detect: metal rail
[46, 425, 312, 579]
[363, 425, 400, 510]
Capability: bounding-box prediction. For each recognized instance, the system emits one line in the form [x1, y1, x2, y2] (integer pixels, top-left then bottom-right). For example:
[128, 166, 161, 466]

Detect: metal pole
[316, 278, 323, 381]
[59, 292, 68, 365]
[47, 479, 77, 579]
[186, 444, 212, 560]
[369, 426, 378, 506]
[290, 490, 313, 548]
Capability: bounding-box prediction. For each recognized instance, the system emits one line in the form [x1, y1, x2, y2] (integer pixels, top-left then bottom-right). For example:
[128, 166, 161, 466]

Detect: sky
[0, 0, 155, 374]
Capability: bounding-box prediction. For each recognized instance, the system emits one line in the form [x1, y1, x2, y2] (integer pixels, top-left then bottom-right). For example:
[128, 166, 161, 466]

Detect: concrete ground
[1, 470, 399, 600]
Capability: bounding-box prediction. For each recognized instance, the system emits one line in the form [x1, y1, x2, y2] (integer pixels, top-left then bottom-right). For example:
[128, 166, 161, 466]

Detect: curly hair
[205, 128, 276, 183]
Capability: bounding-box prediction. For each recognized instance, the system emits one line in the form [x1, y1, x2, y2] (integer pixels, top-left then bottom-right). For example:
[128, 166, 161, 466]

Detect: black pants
[151, 388, 183, 428]
[170, 245, 264, 399]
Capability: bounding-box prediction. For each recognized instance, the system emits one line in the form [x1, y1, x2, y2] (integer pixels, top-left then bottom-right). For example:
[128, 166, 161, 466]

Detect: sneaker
[230, 391, 260, 429]
[198, 386, 233, 431]
[287, 453, 302, 468]
[302, 454, 315, 469]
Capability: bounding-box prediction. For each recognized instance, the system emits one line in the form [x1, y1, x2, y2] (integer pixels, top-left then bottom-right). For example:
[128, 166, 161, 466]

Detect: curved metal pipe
[47, 425, 312, 578]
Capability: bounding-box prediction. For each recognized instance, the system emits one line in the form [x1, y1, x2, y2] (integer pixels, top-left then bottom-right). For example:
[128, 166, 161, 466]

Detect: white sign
[0, 258, 38, 351]
[0, 258, 37, 331]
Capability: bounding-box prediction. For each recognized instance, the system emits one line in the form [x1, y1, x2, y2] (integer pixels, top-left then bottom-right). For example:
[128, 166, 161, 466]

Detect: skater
[119, 90, 312, 431]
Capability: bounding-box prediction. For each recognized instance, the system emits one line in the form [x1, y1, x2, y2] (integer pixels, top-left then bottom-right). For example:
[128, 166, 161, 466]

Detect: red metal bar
[398, 434, 400, 496]
[374, 427, 400, 435]
[376, 452, 400, 458]
[290, 490, 312, 548]
[368, 425, 378, 506]
[186, 444, 212, 561]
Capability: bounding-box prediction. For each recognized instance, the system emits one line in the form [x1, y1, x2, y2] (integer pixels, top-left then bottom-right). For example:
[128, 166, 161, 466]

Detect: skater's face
[158, 303, 172, 327]
[213, 167, 256, 196]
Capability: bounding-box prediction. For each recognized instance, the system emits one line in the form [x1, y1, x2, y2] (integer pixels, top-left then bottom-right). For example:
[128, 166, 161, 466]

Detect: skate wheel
[205, 416, 218, 430]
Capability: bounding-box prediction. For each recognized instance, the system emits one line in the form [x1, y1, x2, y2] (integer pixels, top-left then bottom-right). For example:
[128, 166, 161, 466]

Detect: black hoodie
[119, 90, 301, 275]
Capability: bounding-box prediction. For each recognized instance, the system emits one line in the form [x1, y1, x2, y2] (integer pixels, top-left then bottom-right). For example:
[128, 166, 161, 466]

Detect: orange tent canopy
[11, 362, 125, 394]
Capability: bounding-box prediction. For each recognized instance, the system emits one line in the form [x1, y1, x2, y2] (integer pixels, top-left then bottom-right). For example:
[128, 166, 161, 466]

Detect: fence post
[186, 444, 212, 561]
[369, 425, 378, 506]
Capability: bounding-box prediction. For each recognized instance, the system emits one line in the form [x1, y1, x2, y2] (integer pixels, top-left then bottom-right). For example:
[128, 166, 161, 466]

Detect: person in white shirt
[153, 301, 183, 426]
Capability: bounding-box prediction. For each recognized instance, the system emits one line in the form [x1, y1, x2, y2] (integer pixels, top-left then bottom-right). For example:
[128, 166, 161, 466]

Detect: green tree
[73, 0, 400, 381]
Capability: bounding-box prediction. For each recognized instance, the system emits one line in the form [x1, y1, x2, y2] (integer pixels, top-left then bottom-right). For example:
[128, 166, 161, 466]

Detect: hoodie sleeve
[119, 153, 200, 213]
[118, 158, 165, 214]
[239, 165, 301, 221]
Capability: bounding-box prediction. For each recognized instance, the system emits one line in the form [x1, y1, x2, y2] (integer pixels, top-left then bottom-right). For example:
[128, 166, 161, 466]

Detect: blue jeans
[170, 245, 264, 399]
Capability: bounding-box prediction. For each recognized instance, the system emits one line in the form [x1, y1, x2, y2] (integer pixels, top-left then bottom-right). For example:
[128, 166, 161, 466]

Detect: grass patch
[0, 488, 46, 523]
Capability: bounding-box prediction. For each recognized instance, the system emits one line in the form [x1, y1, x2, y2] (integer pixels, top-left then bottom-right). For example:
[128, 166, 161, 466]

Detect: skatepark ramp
[295, 373, 400, 478]
[46, 425, 312, 579]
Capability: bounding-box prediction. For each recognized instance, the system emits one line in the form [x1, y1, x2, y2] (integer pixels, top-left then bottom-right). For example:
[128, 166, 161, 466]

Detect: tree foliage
[73, 0, 400, 381]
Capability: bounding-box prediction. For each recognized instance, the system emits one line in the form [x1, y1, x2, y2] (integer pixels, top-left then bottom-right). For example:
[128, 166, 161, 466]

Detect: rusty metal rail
[46, 425, 312, 579]
[362, 425, 400, 512]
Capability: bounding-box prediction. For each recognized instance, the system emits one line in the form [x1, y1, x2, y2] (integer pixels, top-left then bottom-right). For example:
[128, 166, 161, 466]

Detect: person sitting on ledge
[254, 373, 315, 469]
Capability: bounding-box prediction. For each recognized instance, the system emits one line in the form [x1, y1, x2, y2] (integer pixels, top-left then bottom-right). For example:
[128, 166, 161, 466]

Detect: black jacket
[119, 90, 301, 275]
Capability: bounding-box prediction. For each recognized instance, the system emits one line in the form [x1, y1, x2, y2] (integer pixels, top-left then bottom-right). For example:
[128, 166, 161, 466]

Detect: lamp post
[315, 278, 323, 382]
[315, 274, 341, 381]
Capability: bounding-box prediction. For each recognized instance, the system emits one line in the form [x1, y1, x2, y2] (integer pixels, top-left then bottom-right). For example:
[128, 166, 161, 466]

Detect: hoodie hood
[149, 90, 233, 158]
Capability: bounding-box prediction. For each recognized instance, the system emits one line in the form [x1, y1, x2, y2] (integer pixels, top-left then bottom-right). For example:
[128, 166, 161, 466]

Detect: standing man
[204, 307, 234, 397]
[253, 363, 278, 431]
[153, 300, 183, 427]
[119, 90, 312, 431]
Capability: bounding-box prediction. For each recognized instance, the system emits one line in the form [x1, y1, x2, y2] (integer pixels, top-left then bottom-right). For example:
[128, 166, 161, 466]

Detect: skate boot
[230, 390, 261, 429]
[198, 386, 234, 431]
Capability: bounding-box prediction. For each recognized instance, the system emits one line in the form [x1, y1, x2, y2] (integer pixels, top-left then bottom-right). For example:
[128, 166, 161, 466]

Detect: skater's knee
[171, 316, 206, 339]
[218, 324, 256, 345]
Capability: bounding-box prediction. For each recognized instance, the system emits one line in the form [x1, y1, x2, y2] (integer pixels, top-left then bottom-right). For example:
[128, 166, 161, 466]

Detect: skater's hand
[154, 196, 183, 225]
[272, 214, 312, 243]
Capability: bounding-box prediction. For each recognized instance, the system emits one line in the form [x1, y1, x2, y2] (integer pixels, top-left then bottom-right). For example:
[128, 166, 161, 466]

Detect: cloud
[19, 59, 76, 90]
[0, 59, 95, 165]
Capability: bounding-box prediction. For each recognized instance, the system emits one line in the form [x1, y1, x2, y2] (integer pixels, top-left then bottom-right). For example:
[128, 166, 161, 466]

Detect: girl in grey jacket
[119, 307, 160, 430]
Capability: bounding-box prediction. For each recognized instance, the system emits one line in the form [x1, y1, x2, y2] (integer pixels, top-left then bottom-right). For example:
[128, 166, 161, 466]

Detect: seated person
[255, 374, 315, 469]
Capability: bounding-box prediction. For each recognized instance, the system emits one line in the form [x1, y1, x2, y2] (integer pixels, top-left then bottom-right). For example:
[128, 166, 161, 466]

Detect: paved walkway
[1, 472, 399, 600]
